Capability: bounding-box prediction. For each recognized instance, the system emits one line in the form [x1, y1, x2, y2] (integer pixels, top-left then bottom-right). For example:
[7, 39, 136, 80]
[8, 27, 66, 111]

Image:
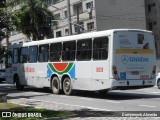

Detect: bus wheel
[99, 89, 109, 95]
[51, 77, 60, 94]
[15, 76, 24, 91]
[157, 79, 160, 89]
[63, 77, 72, 95]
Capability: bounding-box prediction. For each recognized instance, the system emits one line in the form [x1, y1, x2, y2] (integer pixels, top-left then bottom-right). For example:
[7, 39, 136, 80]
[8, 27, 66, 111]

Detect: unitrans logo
[121, 55, 149, 64]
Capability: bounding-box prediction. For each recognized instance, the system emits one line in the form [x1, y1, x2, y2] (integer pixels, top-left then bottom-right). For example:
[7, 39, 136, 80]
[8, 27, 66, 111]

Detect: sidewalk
[7, 98, 160, 120]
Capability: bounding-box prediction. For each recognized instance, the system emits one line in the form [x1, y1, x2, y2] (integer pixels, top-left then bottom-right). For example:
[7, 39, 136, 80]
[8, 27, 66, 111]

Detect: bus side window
[13, 48, 19, 64]
[50, 42, 62, 62]
[20, 47, 28, 63]
[62, 41, 76, 61]
[39, 44, 49, 62]
[29, 46, 38, 63]
[77, 39, 92, 61]
[93, 37, 108, 60]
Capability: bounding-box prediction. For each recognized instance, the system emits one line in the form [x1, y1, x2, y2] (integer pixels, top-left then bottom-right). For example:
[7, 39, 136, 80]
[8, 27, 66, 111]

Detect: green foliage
[7, 0, 54, 41]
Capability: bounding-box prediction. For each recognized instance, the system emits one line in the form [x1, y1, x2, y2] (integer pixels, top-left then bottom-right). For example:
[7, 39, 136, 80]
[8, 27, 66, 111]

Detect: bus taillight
[150, 65, 156, 79]
[112, 65, 119, 80]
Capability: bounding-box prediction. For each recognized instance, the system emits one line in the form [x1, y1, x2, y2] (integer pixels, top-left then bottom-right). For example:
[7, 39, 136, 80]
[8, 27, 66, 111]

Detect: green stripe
[48, 63, 73, 75]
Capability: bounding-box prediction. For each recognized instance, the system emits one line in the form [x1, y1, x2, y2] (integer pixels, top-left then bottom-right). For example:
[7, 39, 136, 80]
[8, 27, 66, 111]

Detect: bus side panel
[26, 63, 49, 88]
[11, 64, 27, 85]
[73, 61, 92, 90]
[92, 60, 110, 90]
[5, 68, 14, 84]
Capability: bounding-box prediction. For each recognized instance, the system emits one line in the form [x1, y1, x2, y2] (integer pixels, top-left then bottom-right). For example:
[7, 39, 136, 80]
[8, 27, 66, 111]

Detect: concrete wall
[95, 0, 146, 31]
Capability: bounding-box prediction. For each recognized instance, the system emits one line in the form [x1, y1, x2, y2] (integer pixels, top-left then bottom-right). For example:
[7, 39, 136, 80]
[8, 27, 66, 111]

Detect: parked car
[0, 69, 5, 83]
[156, 72, 160, 89]
[0, 58, 6, 83]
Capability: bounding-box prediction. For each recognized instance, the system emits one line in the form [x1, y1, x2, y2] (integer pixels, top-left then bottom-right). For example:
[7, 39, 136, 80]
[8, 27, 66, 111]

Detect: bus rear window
[115, 31, 155, 50]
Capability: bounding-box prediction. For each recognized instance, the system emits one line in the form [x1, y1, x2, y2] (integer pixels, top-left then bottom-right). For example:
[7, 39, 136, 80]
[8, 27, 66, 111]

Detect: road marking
[58, 95, 120, 103]
[149, 92, 160, 94]
[79, 97, 93, 101]
[139, 105, 156, 108]
[105, 100, 121, 104]
[27, 98, 111, 111]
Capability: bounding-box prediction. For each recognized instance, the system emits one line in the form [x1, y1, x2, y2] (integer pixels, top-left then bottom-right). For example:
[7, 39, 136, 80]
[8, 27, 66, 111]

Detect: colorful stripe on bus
[47, 62, 75, 78]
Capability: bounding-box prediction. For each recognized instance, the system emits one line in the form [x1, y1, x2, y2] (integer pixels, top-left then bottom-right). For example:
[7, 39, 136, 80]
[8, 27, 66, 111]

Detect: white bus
[6, 29, 157, 95]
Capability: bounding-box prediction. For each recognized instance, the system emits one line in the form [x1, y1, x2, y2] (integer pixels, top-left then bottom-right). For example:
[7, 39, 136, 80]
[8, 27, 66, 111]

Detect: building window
[93, 37, 108, 60]
[19, 41, 23, 44]
[54, 13, 60, 20]
[29, 46, 38, 63]
[74, 21, 84, 33]
[148, 3, 156, 13]
[39, 44, 49, 62]
[13, 48, 19, 64]
[149, 22, 153, 30]
[73, 2, 83, 15]
[20, 47, 28, 63]
[148, 5, 151, 12]
[87, 22, 94, 31]
[56, 31, 62, 37]
[153, 21, 157, 25]
[62, 41, 76, 61]
[86, 1, 93, 9]
[152, 3, 156, 7]
[45, 0, 52, 6]
[50, 42, 62, 62]
[64, 10, 68, 18]
[65, 29, 69, 36]
[77, 39, 92, 61]
[53, 0, 60, 4]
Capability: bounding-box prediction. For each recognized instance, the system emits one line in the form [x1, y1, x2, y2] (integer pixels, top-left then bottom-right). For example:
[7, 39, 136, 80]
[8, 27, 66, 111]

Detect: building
[1, 0, 151, 50]
[145, 0, 160, 57]
[47, 0, 146, 37]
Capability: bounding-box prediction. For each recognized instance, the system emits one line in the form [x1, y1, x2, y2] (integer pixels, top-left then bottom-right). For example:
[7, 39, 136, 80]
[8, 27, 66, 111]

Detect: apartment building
[1, 0, 147, 46]
[145, 0, 160, 57]
[47, 0, 146, 37]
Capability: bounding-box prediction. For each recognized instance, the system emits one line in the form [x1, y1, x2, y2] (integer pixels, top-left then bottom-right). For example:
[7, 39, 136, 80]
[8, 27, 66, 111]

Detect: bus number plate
[131, 71, 139, 75]
[96, 67, 103, 72]
[140, 75, 149, 80]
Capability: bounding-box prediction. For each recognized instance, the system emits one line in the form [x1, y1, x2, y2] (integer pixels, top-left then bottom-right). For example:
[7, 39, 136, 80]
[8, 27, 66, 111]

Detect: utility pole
[67, 0, 72, 35]
[77, 5, 80, 34]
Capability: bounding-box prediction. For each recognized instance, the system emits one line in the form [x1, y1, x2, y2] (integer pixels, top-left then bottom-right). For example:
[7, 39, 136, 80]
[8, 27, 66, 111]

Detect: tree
[0, 0, 6, 8]
[8, 0, 54, 41]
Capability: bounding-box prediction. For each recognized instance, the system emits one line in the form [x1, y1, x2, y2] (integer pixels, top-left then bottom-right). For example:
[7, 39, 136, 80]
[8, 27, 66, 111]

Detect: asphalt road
[1, 83, 160, 112]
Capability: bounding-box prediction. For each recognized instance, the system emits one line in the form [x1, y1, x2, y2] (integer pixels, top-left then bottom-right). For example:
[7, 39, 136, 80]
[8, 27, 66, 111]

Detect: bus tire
[99, 89, 109, 95]
[157, 79, 160, 89]
[15, 76, 24, 91]
[63, 77, 72, 95]
[51, 77, 60, 94]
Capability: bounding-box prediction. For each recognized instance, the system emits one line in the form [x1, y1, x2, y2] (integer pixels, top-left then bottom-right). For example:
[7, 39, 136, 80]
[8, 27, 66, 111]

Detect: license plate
[140, 75, 149, 80]
[131, 71, 139, 75]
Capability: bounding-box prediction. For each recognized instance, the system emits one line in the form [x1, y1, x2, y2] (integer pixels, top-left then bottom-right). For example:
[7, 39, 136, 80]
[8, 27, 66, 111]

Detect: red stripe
[53, 63, 68, 72]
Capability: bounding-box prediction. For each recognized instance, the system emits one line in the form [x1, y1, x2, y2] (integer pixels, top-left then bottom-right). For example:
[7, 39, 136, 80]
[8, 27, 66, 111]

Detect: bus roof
[19, 29, 153, 47]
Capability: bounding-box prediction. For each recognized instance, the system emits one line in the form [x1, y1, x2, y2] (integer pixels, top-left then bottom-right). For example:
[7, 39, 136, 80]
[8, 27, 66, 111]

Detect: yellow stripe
[116, 49, 154, 54]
